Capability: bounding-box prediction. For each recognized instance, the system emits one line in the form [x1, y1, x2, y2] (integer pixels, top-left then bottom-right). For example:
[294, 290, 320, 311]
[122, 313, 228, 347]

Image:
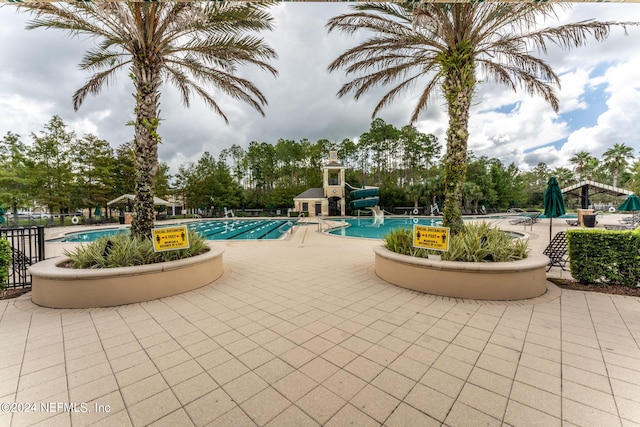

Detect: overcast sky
[1, 3, 639, 177]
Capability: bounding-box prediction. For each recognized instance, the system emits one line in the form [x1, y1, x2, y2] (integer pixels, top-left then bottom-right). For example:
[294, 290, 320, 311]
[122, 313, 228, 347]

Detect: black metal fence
[1, 226, 45, 289]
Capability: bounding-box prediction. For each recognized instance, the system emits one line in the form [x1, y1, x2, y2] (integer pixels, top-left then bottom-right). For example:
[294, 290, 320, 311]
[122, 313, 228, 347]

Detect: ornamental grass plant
[384, 222, 529, 262]
[64, 229, 208, 269]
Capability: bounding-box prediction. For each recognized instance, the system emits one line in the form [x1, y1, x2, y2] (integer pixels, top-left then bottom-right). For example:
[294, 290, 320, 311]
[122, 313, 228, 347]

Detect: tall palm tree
[15, 2, 278, 239]
[327, 3, 636, 233]
[569, 151, 595, 182]
[603, 143, 634, 187]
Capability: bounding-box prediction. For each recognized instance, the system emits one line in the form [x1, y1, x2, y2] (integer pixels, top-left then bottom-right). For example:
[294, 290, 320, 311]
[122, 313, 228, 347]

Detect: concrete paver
[1, 216, 639, 426]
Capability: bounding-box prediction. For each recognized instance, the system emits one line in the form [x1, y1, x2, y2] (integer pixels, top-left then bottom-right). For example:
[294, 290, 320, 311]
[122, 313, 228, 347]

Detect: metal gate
[1, 226, 45, 289]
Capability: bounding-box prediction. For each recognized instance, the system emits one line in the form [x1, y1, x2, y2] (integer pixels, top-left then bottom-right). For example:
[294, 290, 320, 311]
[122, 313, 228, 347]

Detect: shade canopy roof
[561, 180, 632, 197]
[107, 194, 172, 206]
[561, 180, 632, 209]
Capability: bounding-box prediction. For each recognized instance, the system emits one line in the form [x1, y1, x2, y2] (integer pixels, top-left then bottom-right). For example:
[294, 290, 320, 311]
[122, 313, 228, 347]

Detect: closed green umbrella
[94, 205, 101, 217]
[0, 207, 4, 225]
[544, 177, 566, 241]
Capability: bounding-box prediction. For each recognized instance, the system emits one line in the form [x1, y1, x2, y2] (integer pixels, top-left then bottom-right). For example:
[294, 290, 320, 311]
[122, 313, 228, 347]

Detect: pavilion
[560, 180, 632, 209]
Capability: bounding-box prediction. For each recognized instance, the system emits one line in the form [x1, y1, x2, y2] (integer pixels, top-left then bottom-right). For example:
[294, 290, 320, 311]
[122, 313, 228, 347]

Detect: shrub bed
[567, 228, 640, 287]
[64, 229, 208, 269]
[384, 222, 528, 262]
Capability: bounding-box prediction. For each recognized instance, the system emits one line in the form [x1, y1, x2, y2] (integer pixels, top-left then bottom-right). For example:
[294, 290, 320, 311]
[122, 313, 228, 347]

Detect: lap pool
[49, 219, 296, 242]
[327, 216, 519, 239]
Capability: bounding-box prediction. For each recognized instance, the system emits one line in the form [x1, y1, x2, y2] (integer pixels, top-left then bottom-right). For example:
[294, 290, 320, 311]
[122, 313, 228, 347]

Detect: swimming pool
[327, 216, 517, 239]
[50, 219, 296, 242]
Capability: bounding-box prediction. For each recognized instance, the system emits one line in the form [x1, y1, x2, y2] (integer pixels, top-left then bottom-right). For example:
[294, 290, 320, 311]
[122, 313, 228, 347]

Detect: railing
[1, 226, 45, 289]
[318, 218, 331, 232]
[278, 221, 294, 234]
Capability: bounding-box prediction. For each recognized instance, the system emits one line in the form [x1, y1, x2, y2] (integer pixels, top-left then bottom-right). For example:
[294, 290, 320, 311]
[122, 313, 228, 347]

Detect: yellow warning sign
[152, 225, 190, 252]
[413, 225, 450, 251]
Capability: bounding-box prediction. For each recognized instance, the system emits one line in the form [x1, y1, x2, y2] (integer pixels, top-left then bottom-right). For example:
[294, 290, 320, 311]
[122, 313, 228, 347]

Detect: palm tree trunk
[130, 62, 161, 241]
[441, 43, 475, 235]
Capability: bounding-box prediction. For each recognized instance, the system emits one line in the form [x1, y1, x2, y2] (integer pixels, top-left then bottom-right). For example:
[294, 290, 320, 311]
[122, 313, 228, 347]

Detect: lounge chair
[619, 215, 640, 226]
[509, 212, 541, 226]
[543, 231, 568, 271]
[604, 224, 637, 230]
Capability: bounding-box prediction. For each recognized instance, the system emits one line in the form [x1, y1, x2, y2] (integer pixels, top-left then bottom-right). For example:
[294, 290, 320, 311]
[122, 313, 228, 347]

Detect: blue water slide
[345, 183, 380, 210]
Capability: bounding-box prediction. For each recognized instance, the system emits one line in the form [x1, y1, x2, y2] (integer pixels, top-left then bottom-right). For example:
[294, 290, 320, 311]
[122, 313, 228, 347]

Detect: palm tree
[15, 2, 277, 239]
[327, 3, 636, 233]
[603, 143, 634, 187]
[569, 151, 595, 182]
[552, 166, 575, 187]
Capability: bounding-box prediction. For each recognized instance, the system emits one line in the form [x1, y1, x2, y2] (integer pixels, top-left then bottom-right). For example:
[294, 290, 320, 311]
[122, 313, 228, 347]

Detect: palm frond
[78, 47, 127, 73]
[408, 72, 442, 125]
[524, 20, 639, 55]
[72, 61, 130, 111]
[163, 65, 192, 108]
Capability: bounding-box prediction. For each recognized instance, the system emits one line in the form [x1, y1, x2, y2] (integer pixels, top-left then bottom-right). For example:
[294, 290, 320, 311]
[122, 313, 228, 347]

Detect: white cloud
[560, 56, 640, 162]
[0, 94, 55, 139]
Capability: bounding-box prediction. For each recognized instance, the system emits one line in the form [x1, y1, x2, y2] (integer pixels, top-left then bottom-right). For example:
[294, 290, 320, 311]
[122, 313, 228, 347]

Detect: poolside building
[293, 150, 346, 217]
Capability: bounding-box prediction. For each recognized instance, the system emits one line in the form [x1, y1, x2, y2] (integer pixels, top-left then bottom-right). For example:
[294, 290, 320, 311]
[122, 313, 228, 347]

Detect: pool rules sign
[413, 225, 450, 251]
[152, 225, 190, 252]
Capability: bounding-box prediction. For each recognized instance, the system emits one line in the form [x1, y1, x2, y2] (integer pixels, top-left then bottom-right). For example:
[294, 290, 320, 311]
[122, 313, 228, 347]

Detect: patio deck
[0, 217, 639, 426]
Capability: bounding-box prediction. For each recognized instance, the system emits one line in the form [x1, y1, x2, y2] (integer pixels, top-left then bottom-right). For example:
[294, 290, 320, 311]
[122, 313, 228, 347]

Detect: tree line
[0, 116, 170, 224]
[2, 115, 636, 220]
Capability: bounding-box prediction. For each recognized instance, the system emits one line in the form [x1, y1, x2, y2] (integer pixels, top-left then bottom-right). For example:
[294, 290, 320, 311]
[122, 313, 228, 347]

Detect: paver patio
[1, 218, 639, 426]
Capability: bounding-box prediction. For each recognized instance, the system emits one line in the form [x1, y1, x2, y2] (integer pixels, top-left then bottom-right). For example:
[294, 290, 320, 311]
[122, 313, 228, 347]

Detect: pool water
[327, 216, 515, 239]
[50, 219, 296, 242]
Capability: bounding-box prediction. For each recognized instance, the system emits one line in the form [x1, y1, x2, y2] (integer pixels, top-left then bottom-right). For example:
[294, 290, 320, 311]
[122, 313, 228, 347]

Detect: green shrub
[567, 228, 640, 287]
[384, 222, 529, 262]
[0, 238, 11, 289]
[64, 229, 208, 269]
[384, 227, 428, 258]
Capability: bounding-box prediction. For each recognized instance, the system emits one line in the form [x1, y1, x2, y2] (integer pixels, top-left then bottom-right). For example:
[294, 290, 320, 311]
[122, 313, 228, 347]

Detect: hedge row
[567, 228, 640, 288]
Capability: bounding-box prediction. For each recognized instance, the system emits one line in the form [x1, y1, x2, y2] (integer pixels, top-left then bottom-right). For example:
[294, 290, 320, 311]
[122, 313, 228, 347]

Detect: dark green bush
[64, 229, 208, 269]
[384, 222, 529, 262]
[0, 238, 11, 289]
[567, 228, 640, 287]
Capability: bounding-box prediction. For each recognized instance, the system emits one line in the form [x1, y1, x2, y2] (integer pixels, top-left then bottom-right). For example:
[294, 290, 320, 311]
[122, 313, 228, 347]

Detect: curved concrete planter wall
[374, 246, 548, 300]
[30, 245, 224, 309]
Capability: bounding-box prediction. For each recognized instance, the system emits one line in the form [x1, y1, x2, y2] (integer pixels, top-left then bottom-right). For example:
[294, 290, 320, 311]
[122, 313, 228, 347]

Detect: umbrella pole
[549, 217, 553, 242]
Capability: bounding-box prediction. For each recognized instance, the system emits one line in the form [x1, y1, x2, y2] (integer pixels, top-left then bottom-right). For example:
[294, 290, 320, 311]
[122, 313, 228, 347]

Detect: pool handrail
[278, 220, 294, 235]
